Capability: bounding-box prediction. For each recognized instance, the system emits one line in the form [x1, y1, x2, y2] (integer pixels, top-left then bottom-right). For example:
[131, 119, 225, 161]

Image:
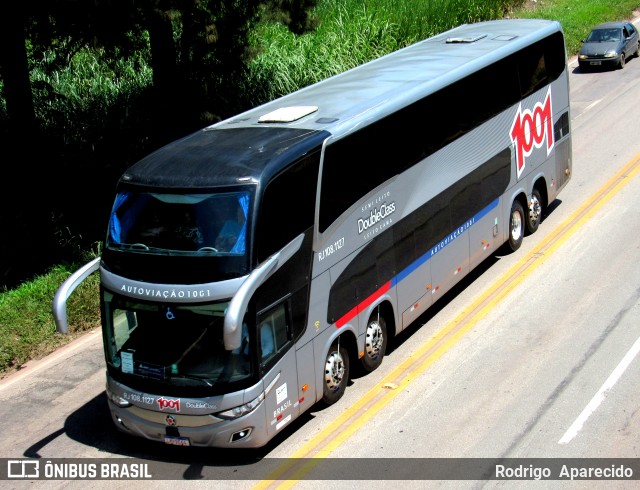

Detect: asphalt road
[2, 47, 640, 489]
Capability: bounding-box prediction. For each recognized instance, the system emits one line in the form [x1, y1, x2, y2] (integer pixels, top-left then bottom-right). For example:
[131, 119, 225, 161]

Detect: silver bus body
[53, 19, 571, 448]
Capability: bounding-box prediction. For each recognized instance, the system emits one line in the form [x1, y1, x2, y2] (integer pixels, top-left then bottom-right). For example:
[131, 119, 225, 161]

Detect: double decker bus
[53, 19, 572, 448]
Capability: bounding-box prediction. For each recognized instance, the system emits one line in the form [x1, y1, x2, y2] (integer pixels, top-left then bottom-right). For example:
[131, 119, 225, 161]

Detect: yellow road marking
[254, 152, 640, 488]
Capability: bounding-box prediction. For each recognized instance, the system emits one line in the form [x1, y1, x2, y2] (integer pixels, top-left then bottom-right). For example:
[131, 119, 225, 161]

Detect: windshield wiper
[111, 242, 172, 255]
[171, 373, 213, 387]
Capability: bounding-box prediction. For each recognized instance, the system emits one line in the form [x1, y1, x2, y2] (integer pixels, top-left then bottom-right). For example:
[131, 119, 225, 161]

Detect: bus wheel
[322, 339, 349, 405]
[508, 200, 525, 252]
[361, 313, 387, 373]
[526, 188, 543, 235]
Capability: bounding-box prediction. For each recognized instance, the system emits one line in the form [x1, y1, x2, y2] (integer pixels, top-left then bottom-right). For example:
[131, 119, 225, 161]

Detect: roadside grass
[2, 0, 639, 379]
[0, 265, 100, 377]
[248, 0, 516, 101]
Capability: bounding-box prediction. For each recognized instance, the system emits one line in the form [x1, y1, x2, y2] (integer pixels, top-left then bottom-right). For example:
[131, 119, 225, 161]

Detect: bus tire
[360, 313, 387, 373]
[322, 339, 349, 405]
[526, 188, 543, 235]
[508, 200, 525, 252]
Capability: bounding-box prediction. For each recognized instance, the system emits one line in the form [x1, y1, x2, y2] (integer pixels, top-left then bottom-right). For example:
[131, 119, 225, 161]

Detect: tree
[264, 0, 319, 34]
[0, 4, 36, 145]
[2, 0, 319, 144]
[138, 0, 319, 137]
[0, 0, 318, 288]
[0, 4, 46, 289]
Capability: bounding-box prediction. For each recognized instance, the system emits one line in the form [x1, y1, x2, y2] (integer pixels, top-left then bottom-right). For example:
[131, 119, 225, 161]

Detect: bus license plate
[164, 435, 190, 446]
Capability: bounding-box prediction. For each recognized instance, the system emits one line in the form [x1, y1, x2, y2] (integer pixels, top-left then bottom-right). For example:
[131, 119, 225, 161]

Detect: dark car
[578, 21, 640, 71]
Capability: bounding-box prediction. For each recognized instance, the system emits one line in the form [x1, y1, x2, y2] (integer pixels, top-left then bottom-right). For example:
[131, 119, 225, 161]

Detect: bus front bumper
[108, 399, 269, 448]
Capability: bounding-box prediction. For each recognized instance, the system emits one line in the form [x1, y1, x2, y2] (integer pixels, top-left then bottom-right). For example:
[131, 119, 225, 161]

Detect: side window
[257, 152, 320, 262]
[518, 49, 547, 97]
[449, 148, 510, 227]
[257, 301, 291, 367]
[516, 32, 565, 98]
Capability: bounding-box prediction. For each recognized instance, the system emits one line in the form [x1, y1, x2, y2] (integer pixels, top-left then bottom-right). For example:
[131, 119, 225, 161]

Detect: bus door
[468, 204, 500, 270]
[426, 191, 470, 301]
[394, 215, 433, 330]
[468, 148, 512, 269]
[256, 299, 301, 440]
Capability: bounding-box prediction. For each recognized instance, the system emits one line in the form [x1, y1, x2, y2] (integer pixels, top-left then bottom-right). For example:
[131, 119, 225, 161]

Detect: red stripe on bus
[335, 281, 391, 328]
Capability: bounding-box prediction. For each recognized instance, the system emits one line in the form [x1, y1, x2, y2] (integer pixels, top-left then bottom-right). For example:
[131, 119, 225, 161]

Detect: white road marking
[558, 333, 640, 444]
[573, 98, 602, 120]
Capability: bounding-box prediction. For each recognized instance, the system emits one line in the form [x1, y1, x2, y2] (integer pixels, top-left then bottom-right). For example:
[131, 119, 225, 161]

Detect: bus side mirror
[52, 257, 101, 334]
[223, 234, 304, 350]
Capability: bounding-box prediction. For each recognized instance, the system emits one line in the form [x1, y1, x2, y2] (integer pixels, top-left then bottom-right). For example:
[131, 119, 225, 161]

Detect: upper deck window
[107, 190, 250, 256]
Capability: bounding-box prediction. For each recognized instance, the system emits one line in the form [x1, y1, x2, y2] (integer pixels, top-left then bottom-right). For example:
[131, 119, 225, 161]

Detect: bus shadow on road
[21, 388, 317, 478]
[26, 200, 563, 477]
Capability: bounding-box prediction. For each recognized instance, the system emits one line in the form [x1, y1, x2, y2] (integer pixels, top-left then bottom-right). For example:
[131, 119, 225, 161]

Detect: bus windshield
[103, 292, 252, 389]
[107, 190, 250, 255]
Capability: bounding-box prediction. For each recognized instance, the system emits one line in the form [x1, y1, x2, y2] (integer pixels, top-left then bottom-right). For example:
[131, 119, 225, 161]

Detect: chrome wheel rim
[365, 320, 384, 360]
[529, 195, 541, 227]
[511, 209, 523, 241]
[325, 350, 345, 392]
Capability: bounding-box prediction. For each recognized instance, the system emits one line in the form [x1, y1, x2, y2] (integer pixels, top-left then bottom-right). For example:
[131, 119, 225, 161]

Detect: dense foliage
[0, 0, 319, 290]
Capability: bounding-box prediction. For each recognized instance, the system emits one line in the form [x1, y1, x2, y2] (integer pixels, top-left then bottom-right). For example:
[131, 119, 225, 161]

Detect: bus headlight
[106, 387, 132, 408]
[216, 373, 280, 420]
[216, 392, 265, 420]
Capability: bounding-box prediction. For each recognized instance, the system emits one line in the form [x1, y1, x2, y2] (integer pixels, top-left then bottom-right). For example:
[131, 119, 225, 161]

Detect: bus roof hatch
[258, 106, 318, 123]
[445, 34, 487, 44]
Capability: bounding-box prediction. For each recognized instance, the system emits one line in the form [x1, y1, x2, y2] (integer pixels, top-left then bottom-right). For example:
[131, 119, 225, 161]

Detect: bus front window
[107, 190, 250, 256]
[103, 293, 252, 388]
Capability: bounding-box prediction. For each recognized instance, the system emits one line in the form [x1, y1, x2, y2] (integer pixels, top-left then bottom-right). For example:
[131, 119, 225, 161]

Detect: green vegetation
[249, 0, 516, 101]
[30, 45, 153, 149]
[516, 0, 640, 55]
[0, 263, 100, 375]
[1, 0, 638, 378]
[249, 0, 640, 102]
